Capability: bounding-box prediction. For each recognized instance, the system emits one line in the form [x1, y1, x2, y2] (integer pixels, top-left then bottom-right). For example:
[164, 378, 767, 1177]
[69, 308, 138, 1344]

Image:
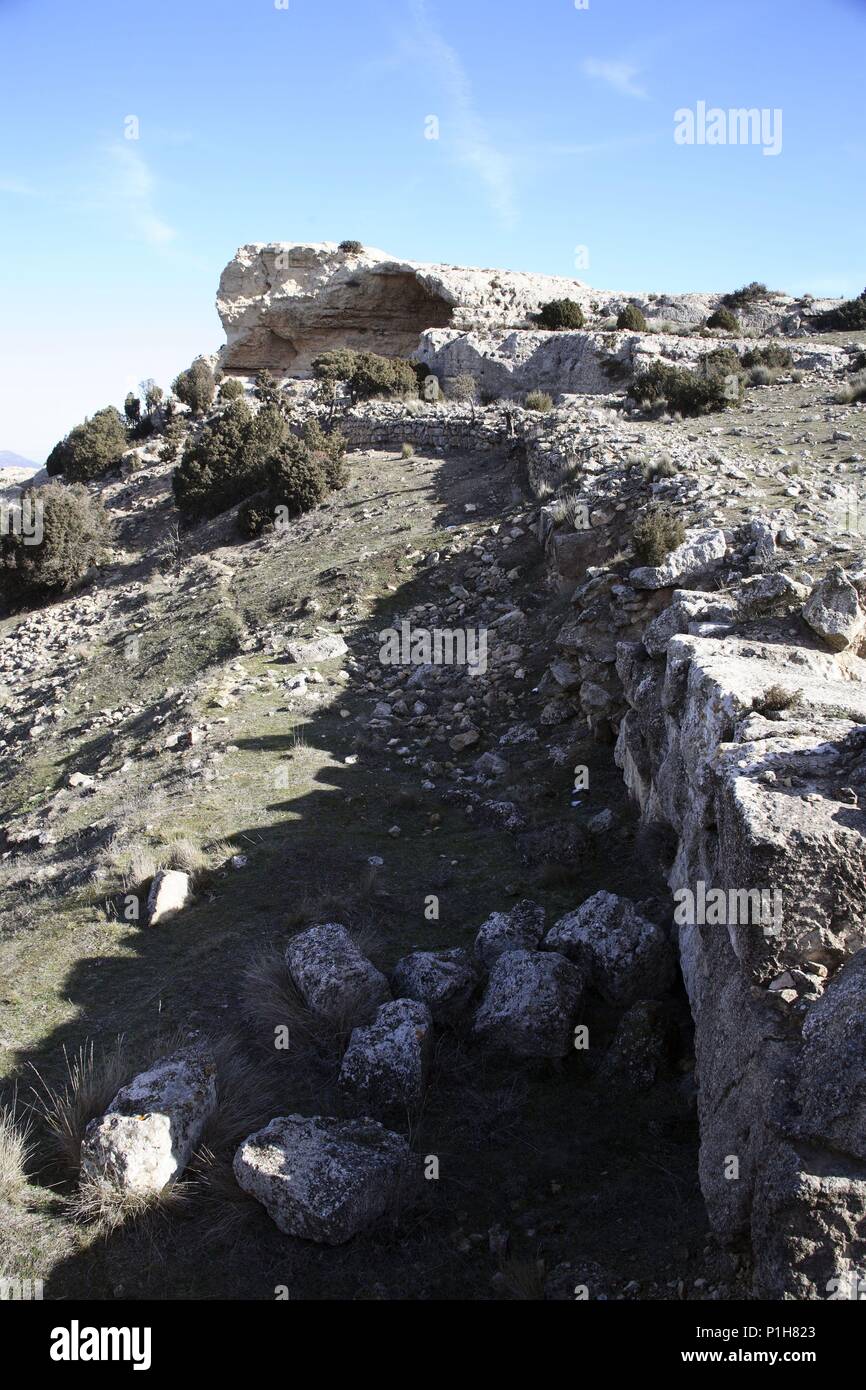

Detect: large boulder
[80, 1047, 217, 1195]
[391, 947, 478, 1025]
[146, 869, 191, 925]
[285, 924, 390, 1029]
[339, 999, 434, 1118]
[472, 949, 584, 1058]
[802, 566, 866, 652]
[233, 1115, 414, 1244]
[545, 891, 675, 1008]
[474, 900, 545, 970]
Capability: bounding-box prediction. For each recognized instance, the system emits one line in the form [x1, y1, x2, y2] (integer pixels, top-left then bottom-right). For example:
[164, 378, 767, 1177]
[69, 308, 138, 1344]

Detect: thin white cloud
[581, 58, 647, 100]
[408, 0, 516, 224]
[105, 143, 176, 246]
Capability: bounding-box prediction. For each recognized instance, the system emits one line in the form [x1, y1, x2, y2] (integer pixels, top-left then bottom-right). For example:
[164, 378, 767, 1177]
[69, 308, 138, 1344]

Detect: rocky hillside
[2, 253, 866, 1301]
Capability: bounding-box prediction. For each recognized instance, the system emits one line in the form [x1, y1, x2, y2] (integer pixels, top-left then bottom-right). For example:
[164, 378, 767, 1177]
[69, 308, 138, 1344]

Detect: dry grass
[71, 1173, 191, 1234]
[0, 1100, 33, 1203]
[29, 1037, 130, 1176]
[757, 683, 801, 714]
[240, 942, 351, 1062]
[835, 372, 866, 405]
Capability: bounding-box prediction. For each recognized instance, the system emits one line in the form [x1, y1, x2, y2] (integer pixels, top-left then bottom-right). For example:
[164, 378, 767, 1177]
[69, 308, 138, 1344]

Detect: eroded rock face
[472, 949, 584, 1058]
[232, 1115, 414, 1244]
[80, 1047, 217, 1195]
[630, 528, 727, 591]
[217, 242, 591, 375]
[613, 616, 866, 1296]
[338, 999, 434, 1118]
[545, 891, 675, 1007]
[285, 924, 390, 1029]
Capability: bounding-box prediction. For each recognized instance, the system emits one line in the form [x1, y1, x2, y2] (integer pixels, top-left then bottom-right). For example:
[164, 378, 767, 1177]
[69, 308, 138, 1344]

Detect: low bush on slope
[45, 406, 129, 481]
[0, 482, 110, 601]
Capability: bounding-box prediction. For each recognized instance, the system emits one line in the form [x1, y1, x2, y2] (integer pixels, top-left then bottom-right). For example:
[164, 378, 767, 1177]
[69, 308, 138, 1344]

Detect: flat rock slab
[285, 633, 348, 664]
[233, 1115, 414, 1244]
[339, 999, 433, 1118]
[472, 948, 584, 1058]
[545, 890, 674, 1008]
[285, 923, 390, 1029]
[80, 1047, 217, 1195]
[391, 947, 479, 1025]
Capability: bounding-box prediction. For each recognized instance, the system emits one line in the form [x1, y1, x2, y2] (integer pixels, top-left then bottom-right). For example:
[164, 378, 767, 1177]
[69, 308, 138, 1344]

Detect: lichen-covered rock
[545, 891, 675, 1008]
[472, 949, 584, 1058]
[339, 999, 434, 1117]
[391, 947, 478, 1025]
[597, 1000, 676, 1089]
[474, 899, 546, 970]
[146, 869, 191, 925]
[803, 565, 866, 652]
[232, 1115, 414, 1244]
[285, 924, 390, 1029]
[80, 1047, 217, 1195]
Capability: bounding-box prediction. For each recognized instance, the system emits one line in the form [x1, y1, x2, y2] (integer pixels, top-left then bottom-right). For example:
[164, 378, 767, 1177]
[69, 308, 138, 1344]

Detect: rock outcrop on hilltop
[216, 241, 842, 383]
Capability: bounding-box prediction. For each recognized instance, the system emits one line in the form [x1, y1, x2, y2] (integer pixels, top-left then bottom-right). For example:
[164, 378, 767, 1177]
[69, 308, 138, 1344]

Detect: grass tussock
[29, 1037, 130, 1177]
[0, 1100, 33, 1203]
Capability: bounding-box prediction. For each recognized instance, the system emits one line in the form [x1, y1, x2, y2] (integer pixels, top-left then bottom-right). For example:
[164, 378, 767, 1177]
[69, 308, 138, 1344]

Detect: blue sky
[1, 0, 864, 461]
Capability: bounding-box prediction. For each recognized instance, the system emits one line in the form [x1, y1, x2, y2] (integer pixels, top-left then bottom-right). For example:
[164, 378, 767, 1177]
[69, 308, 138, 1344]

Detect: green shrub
[143, 381, 163, 414]
[311, 348, 418, 402]
[302, 418, 349, 489]
[617, 303, 648, 332]
[124, 392, 141, 426]
[264, 436, 327, 518]
[237, 495, 272, 539]
[339, 240, 364, 254]
[172, 357, 216, 414]
[350, 351, 419, 401]
[173, 400, 288, 520]
[722, 282, 769, 311]
[525, 390, 554, 413]
[253, 371, 281, 406]
[815, 295, 866, 332]
[46, 407, 128, 481]
[447, 373, 478, 402]
[630, 361, 732, 416]
[218, 378, 245, 402]
[632, 503, 686, 566]
[0, 483, 110, 601]
[741, 343, 794, 370]
[706, 307, 741, 333]
[538, 299, 585, 330]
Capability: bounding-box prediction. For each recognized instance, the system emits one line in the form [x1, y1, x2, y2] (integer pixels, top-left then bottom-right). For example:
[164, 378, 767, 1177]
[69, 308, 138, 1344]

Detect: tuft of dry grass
[0, 1100, 33, 1203]
[71, 1174, 191, 1234]
[29, 1037, 130, 1177]
[240, 943, 351, 1062]
[757, 683, 801, 714]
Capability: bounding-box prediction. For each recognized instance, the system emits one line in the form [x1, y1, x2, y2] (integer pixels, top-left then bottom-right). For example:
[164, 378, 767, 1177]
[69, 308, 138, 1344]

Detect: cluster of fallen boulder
[81, 892, 678, 1244]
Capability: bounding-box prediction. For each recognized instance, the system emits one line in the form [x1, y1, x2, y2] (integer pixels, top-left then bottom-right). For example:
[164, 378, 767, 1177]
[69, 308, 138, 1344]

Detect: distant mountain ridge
[0, 450, 38, 472]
